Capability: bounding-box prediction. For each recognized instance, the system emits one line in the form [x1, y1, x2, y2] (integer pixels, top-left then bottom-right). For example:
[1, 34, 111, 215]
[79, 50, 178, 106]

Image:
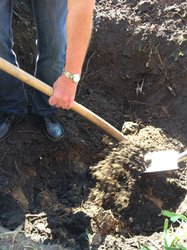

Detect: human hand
[49, 75, 78, 110]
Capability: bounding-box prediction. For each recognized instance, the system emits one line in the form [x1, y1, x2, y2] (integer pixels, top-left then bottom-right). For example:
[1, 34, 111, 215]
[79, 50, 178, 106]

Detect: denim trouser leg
[31, 0, 67, 116]
[0, 0, 28, 115]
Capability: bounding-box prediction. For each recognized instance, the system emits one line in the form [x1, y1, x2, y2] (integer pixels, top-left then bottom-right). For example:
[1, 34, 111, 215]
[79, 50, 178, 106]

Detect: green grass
[162, 211, 187, 250]
[139, 211, 187, 250]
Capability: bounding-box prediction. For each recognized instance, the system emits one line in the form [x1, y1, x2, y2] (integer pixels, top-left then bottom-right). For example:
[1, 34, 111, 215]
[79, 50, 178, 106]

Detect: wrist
[64, 66, 82, 74]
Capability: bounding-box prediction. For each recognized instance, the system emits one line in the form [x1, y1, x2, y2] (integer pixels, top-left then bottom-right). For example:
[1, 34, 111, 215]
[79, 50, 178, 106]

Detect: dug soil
[0, 0, 187, 249]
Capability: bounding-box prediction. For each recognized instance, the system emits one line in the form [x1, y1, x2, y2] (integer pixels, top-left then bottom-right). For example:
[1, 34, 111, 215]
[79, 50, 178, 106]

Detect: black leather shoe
[0, 113, 17, 142]
[40, 115, 64, 142]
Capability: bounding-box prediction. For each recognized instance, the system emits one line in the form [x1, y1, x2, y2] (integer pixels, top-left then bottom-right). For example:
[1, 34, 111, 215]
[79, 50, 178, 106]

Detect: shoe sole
[0, 117, 26, 143]
[42, 127, 64, 142]
[0, 116, 25, 143]
[0, 128, 13, 143]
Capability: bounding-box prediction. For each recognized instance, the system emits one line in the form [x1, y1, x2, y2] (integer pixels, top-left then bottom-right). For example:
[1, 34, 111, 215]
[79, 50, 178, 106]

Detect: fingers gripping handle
[0, 57, 125, 142]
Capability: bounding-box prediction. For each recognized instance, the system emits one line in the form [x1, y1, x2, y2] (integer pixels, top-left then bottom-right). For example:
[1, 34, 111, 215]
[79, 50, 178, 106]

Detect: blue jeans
[0, 0, 67, 116]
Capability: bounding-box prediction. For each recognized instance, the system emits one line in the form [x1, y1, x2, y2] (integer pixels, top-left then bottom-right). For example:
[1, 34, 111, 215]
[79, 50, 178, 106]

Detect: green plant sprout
[162, 210, 187, 250]
[162, 210, 187, 223]
[138, 211, 187, 250]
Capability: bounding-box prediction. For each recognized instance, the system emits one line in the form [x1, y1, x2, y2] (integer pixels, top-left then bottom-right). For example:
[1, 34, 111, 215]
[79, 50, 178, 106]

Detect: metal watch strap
[63, 70, 80, 83]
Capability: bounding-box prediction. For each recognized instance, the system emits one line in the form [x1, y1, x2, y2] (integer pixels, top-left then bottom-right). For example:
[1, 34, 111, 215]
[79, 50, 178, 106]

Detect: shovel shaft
[0, 57, 125, 142]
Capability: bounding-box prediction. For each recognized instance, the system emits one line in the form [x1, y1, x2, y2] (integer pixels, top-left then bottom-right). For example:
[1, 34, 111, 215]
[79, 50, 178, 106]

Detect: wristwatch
[63, 70, 81, 83]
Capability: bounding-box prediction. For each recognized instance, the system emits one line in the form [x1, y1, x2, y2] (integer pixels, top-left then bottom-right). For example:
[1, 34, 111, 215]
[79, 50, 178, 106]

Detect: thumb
[49, 95, 57, 106]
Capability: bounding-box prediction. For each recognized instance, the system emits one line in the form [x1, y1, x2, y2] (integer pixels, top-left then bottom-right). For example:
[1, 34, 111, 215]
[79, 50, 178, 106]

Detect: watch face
[73, 74, 80, 82]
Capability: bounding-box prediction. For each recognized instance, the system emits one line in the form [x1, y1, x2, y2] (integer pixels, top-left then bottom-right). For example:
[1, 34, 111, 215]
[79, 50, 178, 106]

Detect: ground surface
[0, 0, 187, 249]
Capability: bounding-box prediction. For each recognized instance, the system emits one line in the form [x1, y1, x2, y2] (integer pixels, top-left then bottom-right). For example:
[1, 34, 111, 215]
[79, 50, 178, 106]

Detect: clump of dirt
[0, 0, 187, 249]
[88, 125, 186, 234]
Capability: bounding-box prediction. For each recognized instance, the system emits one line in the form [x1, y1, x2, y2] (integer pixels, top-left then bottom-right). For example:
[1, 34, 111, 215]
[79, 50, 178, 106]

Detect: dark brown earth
[0, 0, 187, 249]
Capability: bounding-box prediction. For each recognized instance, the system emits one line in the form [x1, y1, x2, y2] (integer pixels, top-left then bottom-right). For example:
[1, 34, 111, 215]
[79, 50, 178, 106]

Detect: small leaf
[162, 211, 187, 223]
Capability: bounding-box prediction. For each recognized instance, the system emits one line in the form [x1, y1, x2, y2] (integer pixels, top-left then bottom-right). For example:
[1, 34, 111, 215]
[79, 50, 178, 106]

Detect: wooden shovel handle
[0, 57, 125, 141]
